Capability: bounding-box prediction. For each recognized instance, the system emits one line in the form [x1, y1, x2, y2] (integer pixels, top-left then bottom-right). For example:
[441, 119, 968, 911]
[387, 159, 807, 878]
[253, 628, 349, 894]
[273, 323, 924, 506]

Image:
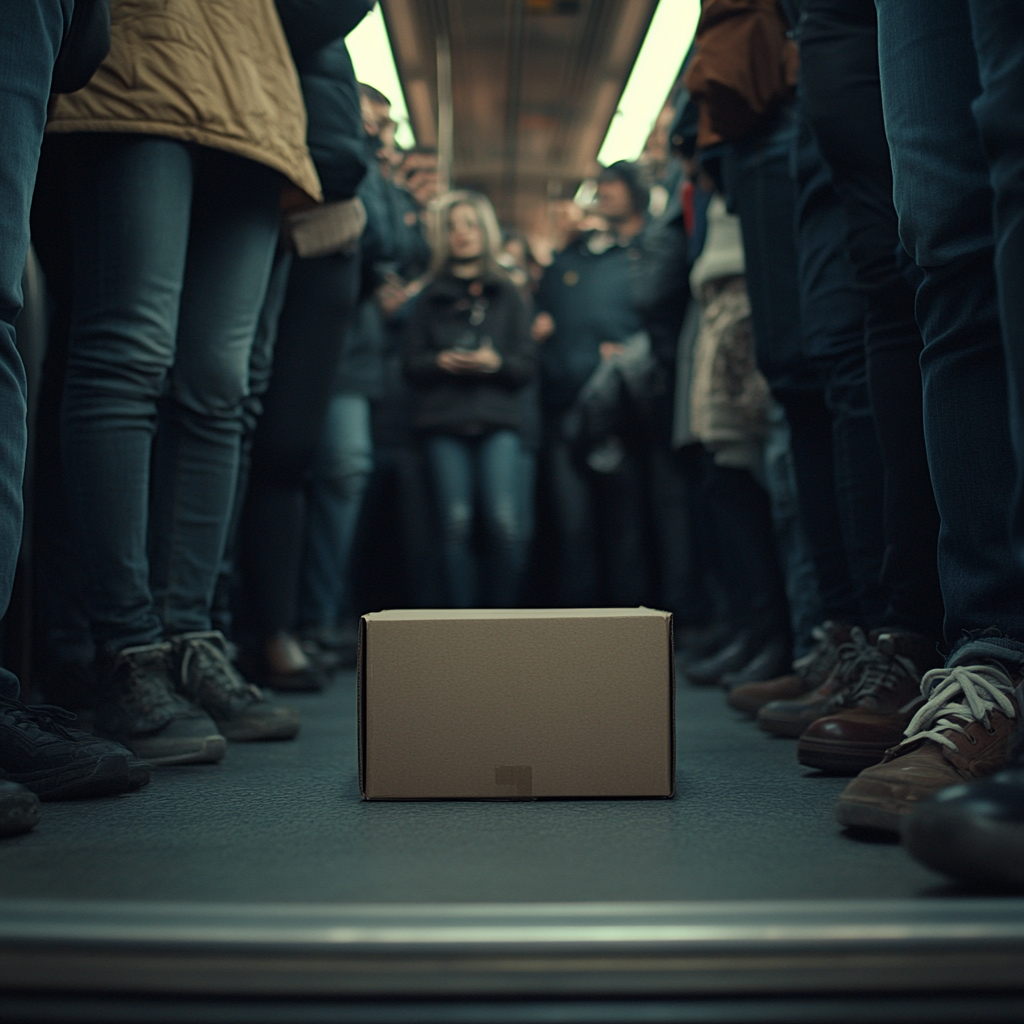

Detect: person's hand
[531, 312, 555, 342]
[376, 275, 409, 317]
[436, 340, 503, 374]
[600, 341, 626, 361]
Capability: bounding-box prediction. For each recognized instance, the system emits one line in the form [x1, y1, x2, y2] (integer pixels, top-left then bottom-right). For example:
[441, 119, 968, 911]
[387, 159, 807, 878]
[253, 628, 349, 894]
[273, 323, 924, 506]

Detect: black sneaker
[171, 631, 300, 742]
[96, 642, 226, 766]
[0, 697, 136, 800]
[0, 781, 40, 837]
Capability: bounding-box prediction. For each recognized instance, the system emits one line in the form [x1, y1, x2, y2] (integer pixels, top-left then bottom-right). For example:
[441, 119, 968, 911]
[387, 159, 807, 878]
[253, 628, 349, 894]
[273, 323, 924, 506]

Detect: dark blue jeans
[0, 0, 72, 698]
[297, 393, 373, 628]
[61, 134, 281, 655]
[876, 0, 1024, 645]
[427, 430, 529, 608]
[969, 1, 1024, 569]
[727, 105, 887, 629]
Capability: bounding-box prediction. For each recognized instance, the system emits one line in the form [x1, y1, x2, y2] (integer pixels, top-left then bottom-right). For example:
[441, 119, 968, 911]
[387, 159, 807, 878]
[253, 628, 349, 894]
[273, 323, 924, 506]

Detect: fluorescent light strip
[596, 0, 701, 166]
[346, 5, 416, 148]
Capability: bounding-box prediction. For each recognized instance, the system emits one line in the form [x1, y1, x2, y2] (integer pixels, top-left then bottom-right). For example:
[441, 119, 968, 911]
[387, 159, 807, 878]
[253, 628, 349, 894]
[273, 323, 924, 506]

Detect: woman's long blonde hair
[426, 189, 505, 278]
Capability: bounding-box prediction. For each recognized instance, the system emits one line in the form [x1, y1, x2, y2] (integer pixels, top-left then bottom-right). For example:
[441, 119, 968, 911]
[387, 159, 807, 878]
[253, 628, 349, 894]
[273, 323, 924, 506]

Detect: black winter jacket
[275, 0, 374, 200]
[404, 273, 536, 435]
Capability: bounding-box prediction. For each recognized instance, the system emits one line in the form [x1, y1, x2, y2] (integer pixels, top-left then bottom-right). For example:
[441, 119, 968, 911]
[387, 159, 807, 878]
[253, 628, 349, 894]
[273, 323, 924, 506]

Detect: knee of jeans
[171, 364, 249, 423]
[441, 500, 473, 542]
[489, 499, 522, 548]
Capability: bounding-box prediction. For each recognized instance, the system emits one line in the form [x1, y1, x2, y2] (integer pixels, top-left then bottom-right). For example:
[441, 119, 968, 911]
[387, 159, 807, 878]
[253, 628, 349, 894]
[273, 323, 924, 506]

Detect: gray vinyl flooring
[0, 669, 952, 902]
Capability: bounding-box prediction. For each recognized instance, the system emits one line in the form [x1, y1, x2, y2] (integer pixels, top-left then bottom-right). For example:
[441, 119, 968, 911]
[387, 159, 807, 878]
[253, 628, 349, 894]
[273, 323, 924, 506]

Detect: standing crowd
[0, 0, 1022, 891]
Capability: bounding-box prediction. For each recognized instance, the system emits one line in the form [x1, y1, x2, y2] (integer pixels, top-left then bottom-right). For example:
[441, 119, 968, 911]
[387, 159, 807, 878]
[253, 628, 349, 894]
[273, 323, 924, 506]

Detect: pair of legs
[800, 0, 944, 641]
[238, 248, 361, 645]
[59, 133, 281, 658]
[728, 105, 887, 630]
[427, 430, 529, 608]
[543, 426, 650, 608]
[874, 0, 1024, 649]
[0, 0, 72, 698]
[297, 393, 373, 629]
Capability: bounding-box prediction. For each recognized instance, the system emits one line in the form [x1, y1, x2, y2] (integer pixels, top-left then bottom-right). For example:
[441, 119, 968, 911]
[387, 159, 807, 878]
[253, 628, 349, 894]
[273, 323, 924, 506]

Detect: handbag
[282, 196, 367, 259]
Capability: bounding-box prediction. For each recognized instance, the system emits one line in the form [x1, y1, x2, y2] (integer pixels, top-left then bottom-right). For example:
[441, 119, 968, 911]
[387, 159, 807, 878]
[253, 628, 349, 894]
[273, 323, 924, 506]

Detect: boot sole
[835, 794, 907, 834]
[0, 790, 42, 837]
[123, 734, 227, 766]
[6, 754, 133, 801]
[797, 738, 892, 775]
[217, 716, 301, 742]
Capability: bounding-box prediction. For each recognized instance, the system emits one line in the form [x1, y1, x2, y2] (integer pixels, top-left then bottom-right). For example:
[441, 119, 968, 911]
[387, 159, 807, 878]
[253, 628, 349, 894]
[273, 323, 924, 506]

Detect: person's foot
[260, 632, 328, 693]
[171, 631, 300, 742]
[835, 659, 1021, 834]
[796, 629, 941, 774]
[685, 629, 756, 687]
[756, 627, 873, 738]
[719, 635, 793, 690]
[0, 781, 41, 837]
[0, 697, 140, 799]
[678, 620, 735, 662]
[727, 621, 853, 714]
[95, 642, 226, 766]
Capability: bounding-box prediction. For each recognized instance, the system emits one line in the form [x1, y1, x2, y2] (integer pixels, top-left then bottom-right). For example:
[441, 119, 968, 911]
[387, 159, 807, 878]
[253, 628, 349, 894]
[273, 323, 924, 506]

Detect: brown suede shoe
[835, 660, 1021, 833]
[757, 626, 871, 737]
[796, 629, 940, 774]
[727, 621, 852, 715]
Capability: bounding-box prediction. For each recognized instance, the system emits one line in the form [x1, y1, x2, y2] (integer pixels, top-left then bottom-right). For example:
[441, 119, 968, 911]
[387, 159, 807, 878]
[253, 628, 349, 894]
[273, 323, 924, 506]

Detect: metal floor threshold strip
[2, 898, 1024, 1002]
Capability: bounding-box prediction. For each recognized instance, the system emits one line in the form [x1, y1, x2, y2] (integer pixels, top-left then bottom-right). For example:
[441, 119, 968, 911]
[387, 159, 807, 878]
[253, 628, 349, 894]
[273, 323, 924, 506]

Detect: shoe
[172, 631, 300, 742]
[900, 748, 1024, 891]
[678, 620, 735, 662]
[720, 635, 793, 690]
[727, 622, 853, 714]
[685, 630, 756, 687]
[260, 632, 328, 693]
[95, 642, 226, 766]
[835, 660, 1021, 834]
[757, 627, 874, 737]
[797, 629, 941, 774]
[0, 781, 41, 837]
[0, 697, 139, 800]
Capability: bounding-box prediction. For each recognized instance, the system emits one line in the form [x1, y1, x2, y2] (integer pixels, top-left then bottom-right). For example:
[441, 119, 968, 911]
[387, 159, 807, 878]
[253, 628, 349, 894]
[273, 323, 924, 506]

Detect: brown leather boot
[727, 621, 853, 714]
[756, 627, 872, 737]
[835, 660, 1021, 833]
[796, 629, 942, 774]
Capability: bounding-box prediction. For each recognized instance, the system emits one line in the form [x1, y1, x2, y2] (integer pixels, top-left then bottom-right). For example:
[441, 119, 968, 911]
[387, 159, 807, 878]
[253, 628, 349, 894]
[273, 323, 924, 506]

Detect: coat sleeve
[490, 285, 536, 388]
[275, 0, 375, 60]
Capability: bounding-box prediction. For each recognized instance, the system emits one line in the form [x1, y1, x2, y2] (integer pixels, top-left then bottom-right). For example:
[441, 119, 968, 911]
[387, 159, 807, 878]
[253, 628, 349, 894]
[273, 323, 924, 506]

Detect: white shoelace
[897, 662, 1018, 753]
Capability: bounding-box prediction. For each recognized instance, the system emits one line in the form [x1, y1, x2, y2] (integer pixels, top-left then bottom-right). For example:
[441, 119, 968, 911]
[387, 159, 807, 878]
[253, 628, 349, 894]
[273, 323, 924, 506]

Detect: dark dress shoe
[720, 636, 792, 690]
[900, 767, 1024, 890]
[685, 630, 754, 687]
[679, 620, 736, 662]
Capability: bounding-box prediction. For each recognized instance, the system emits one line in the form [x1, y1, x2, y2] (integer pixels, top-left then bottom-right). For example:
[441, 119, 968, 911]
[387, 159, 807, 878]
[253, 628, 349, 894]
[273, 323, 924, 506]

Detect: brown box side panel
[363, 613, 673, 800]
[358, 615, 368, 798]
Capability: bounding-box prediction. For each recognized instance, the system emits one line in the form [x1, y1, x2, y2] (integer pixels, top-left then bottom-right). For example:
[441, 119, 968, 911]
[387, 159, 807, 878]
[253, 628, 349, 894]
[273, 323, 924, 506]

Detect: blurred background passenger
[404, 191, 536, 608]
[37, 0, 316, 763]
[236, 0, 376, 693]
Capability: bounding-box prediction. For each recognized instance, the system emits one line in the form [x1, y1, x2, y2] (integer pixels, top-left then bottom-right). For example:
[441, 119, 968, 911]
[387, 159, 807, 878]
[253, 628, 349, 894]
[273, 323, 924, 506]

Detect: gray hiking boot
[96, 642, 226, 766]
[172, 631, 300, 742]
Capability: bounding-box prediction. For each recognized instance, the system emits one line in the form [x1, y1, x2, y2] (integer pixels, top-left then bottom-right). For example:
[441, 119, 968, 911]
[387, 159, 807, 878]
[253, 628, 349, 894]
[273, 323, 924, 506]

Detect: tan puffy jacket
[48, 0, 321, 201]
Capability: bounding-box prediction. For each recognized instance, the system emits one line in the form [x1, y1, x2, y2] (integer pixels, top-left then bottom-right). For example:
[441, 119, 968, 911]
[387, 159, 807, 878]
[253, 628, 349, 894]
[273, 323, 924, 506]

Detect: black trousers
[238, 248, 360, 638]
[800, 0, 944, 640]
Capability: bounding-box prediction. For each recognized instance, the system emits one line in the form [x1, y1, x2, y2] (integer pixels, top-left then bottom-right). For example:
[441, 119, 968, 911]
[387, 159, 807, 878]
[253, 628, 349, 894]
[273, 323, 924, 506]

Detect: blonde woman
[404, 192, 536, 607]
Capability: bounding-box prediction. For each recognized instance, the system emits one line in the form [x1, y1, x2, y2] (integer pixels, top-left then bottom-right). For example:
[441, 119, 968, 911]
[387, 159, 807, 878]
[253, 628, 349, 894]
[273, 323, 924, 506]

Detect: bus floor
[0, 670, 952, 903]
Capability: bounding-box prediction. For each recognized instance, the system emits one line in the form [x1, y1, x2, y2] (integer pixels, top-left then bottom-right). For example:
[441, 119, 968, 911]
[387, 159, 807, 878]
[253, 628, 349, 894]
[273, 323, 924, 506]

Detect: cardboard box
[358, 608, 675, 800]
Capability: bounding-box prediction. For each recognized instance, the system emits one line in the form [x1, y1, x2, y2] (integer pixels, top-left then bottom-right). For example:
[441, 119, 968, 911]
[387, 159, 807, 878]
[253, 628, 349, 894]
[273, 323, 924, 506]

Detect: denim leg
[477, 430, 528, 608]
[792, 118, 888, 630]
[148, 148, 280, 637]
[61, 134, 195, 654]
[876, 0, 1024, 643]
[297, 394, 374, 626]
[801, 0, 944, 640]
[968, 1, 1024, 565]
[427, 435, 477, 607]
[0, 0, 71, 697]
